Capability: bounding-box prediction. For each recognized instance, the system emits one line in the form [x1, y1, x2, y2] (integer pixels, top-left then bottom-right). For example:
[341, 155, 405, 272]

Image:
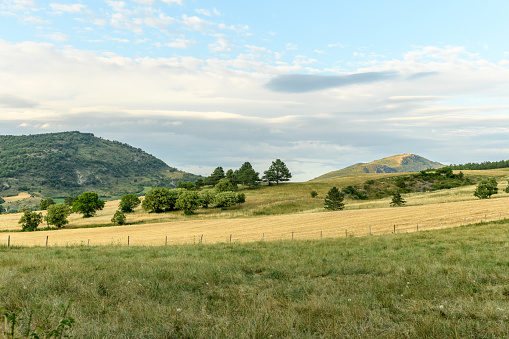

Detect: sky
[1, 0, 509, 181]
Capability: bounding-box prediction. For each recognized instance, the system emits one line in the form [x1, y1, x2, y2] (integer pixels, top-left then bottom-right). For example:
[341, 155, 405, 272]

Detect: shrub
[199, 189, 216, 208]
[310, 190, 318, 198]
[215, 178, 237, 192]
[390, 191, 406, 207]
[111, 210, 127, 225]
[142, 187, 179, 213]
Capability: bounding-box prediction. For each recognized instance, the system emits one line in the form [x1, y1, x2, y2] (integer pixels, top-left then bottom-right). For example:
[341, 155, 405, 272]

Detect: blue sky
[1, 0, 509, 181]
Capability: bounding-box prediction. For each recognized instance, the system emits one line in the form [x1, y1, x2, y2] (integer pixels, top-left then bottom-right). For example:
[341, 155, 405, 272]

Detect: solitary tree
[474, 178, 498, 199]
[263, 159, 292, 186]
[45, 203, 72, 227]
[119, 194, 141, 213]
[19, 210, 43, 231]
[390, 191, 406, 207]
[72, 192, 105, 218]
[324, 187, 344, 211]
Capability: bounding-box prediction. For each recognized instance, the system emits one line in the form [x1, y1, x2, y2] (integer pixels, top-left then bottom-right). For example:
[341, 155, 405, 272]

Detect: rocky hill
[0, 131, 198, 197]
[314, 154, 444, 180]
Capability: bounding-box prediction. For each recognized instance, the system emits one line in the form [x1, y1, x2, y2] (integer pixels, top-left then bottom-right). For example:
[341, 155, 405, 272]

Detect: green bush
[215, 191, 238, 209]
[45, 203, 72, 228]
[119, 194, 141, 213]
[111, 210, 127, 225]
[19, 210, 43, 231]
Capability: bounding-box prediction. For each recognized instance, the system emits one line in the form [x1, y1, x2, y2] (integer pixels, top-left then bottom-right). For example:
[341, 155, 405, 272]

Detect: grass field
[1, 222, 508, 338]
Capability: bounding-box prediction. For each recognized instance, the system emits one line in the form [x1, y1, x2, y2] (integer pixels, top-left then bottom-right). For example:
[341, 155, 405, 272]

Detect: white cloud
[45, 32, 69, 42]
[328, 42, 344, 48]
[50, 3, 87, 14]
[209, 34, 231, 52]
[166, 38, 196, 49]
[286, 43, 297, 50]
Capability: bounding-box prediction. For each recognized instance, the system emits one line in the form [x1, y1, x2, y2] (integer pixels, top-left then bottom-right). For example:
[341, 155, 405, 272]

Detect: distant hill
[0, 131, 199, 197]
[314, 154, 444, 180]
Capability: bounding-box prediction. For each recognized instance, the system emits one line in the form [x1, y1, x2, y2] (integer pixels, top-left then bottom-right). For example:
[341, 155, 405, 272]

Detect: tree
[72, 192, 105, 218]
[0, 197, 5, 204]
[324, 187, 344, 211]
[64, 196, 75, 206]
[19, 210, 43, 231]
[199, 189, 216, 208]
[235, 162, 260, 187]
[0, 205, 4, 213]
[263, 159, 292, 186]
[215, 178, 237, 192]
[215, 191, 238, 209]
[310, 190, 318, 198]
[119, 194, 141, 213]
[142, 187, 179, 213]
[177, 181, 196, 190]
[505, 180, 509, 194]
[225, 169, 237, 185]
[175, 190, 200, 215]
[195, 178, 204, 189]
[45, 203, 72, 228]
[474, 178, 498, 199]
[236, 192, 246, 205]
[39, 198, 55, 210]
[390, 191, 406, 207]
[207, 167, 225, 186]
[111, 210, 127, 225]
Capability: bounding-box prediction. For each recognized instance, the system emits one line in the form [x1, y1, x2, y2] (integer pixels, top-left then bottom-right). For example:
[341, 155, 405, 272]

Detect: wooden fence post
[88, 239, 90, 246]
[200, 234, 203, 244]
[46, 235, 48, 248]
[128, 236, 130, 247]
[345, 229, 347, 238]
[393, 224, 395, 234]
[165, 236, 167, 246]
[369, 226, 371, 235]
[417, 223, 419, 232]
[230, 234, 232, 243]
[320, 231, 323, 238]
[292, 232, 294, 240]
[262, 233, 264, 241]
[8, 235, 10, 248]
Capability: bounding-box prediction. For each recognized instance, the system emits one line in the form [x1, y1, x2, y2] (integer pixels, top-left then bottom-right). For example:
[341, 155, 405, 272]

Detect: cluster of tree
[450, 160, 509, 171]
[202, 159, 292, 188]
[18, 192, 106, 231]
[323, 186, 406, 211]
[142, 187, 245, 215]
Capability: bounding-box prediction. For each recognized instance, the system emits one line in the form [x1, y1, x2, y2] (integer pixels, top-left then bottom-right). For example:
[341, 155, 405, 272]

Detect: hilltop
[314, 153, 444, 180]
[0, 131, 198, 197]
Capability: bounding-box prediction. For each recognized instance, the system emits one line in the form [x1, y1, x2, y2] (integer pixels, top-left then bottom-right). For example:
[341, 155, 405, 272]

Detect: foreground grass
[1, 223, 509, 338]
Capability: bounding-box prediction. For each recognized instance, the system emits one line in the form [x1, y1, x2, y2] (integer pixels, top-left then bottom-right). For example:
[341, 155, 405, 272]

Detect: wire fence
[2, 210, 507, 248]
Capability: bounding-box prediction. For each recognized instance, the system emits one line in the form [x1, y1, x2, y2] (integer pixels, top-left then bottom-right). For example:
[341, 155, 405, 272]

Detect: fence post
[165, 236, 167, 246]
[262, 233, 264, 241]
[128, 236, 130, 247]
[88, 239, 90, 246]
[46, 235, 48, 248]
[320, 230, 323, 238]
[345, 229, 347, 238]
[369, 226, 371, 235]
[485, 214, 487, 223]
[292, 232, 294, 240]
[417, 223, 418, 232]
[200, 234, 203, 244]
[230, 234, 232, 244]
[8, 235, 10, 248]
[393, 224, 395, 234]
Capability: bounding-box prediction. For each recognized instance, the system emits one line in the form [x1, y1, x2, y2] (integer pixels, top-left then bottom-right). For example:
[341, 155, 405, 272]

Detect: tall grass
[1, 222, 509, 338]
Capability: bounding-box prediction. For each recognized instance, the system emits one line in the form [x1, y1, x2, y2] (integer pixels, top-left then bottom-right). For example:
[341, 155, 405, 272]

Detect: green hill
[0, 131, 198, 197]
[314, 153, 444, 180]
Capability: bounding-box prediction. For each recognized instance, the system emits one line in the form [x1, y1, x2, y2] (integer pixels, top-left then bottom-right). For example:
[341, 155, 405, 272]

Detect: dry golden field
[2, 196, 509, 247]
[2, 168, 509, 247]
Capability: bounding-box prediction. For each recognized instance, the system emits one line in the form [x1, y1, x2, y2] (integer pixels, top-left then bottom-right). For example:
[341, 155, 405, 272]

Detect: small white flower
[177, 308, 182, 312]
[139, 284, 141, 286]
[347, 299, 352, 302]
[23, 286, 27, 290]
[400, 294, 403, 297]
[407, 282, 410, 285]
[439, 305, 444, 309]
[497, 307, 504, 311]
[206, 283, 209, 285]
[127, 281, 130, 284]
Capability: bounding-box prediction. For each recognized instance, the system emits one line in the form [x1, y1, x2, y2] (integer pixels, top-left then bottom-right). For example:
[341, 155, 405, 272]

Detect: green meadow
[1, 221, 508, 338]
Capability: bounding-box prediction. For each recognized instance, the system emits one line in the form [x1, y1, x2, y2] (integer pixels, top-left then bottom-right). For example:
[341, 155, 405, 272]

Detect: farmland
[1, 169, 509, 337]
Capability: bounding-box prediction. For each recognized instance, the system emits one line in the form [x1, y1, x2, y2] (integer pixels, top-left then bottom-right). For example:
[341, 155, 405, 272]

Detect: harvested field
[2, 197, 509, 247]
[1, 192, 31, 202]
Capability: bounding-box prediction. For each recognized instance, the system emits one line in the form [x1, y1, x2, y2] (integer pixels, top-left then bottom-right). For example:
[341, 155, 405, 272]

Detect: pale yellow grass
[2, 197, 509, 247]
[1, 192, 31, 202]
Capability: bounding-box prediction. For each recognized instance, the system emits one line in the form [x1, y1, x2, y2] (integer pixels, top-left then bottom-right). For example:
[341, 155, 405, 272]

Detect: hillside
[0, 131, 198, 197]
[314, 153, 444, 180]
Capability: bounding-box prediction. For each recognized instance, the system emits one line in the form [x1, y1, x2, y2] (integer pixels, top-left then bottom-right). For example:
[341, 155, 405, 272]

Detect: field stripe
[2, 197, 509, 247]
